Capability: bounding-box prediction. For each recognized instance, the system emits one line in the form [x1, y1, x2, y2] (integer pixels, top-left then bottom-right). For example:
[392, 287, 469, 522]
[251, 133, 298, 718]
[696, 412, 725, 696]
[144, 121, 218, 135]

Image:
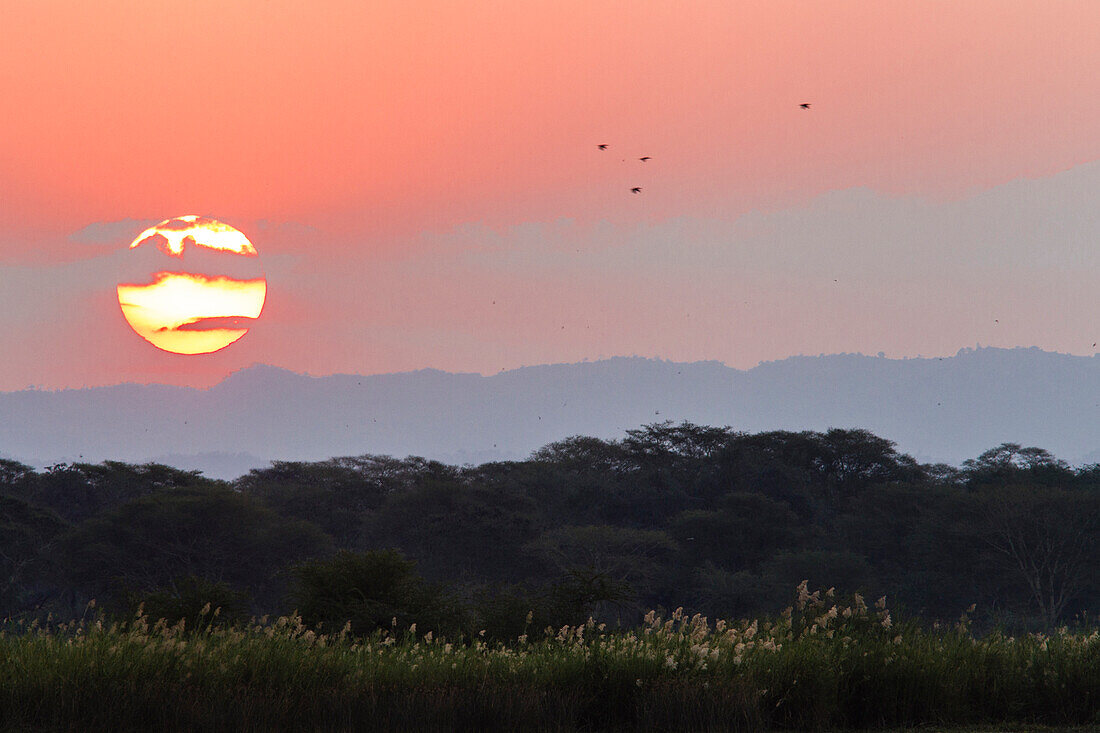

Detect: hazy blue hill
[2, 347, 1098, 478]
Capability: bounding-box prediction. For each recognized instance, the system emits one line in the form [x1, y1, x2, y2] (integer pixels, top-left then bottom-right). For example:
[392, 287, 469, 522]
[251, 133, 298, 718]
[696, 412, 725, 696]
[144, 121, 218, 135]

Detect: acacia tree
[974, 486, 1100, 628]
[0, 494, 68, 613]
[963, 443, 1072, 489]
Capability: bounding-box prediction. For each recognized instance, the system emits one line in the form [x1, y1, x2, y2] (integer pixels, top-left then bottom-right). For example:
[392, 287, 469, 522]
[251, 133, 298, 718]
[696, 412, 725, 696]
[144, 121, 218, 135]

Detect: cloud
[171, 315, 259, 332]
[69, 217, 319, 247]
[397, 159, 1100, 286]
[310, 159, 1100, 373]
[5, 160, 1100, 389]
[68, 218, 158, 246]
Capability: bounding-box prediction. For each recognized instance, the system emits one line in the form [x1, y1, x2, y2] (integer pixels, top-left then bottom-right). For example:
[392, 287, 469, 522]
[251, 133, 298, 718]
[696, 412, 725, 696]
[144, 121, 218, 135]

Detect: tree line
[3, 423, 1099, 635]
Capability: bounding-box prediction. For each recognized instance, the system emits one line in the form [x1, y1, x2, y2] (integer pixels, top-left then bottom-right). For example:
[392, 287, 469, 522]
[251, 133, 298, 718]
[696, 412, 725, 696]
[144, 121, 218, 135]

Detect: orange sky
[2, 1, 1100, 388]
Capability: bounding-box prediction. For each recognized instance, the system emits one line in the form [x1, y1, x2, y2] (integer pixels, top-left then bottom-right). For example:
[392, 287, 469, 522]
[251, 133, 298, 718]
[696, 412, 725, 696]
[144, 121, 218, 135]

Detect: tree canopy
[3, 423, 1098, 632]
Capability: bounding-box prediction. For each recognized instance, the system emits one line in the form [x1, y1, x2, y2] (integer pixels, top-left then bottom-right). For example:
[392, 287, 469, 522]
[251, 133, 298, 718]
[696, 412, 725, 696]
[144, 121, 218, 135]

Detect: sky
[2, 1, 1100, 390]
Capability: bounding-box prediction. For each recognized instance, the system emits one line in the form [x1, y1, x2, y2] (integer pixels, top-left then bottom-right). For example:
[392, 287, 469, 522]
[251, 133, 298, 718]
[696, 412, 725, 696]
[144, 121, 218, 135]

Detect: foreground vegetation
[3, 585, 1099, 732]
[4, 425, 1100, 728]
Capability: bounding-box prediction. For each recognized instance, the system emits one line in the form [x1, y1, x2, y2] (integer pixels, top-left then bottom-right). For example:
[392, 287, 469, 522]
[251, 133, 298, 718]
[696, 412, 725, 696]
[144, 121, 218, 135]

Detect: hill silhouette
[2, 346, 1098, 478]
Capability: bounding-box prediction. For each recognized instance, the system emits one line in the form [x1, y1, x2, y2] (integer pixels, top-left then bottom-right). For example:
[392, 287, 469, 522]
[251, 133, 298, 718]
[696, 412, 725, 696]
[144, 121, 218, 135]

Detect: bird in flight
[800, 103, 811, 109]
[597, 144, 608, 150]
[631, 187, 642, 194]
[639, 156, 651, 162]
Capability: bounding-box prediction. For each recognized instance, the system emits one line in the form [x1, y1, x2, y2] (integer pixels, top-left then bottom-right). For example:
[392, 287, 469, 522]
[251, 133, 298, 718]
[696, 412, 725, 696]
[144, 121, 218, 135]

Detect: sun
[116, 216, 267, 354]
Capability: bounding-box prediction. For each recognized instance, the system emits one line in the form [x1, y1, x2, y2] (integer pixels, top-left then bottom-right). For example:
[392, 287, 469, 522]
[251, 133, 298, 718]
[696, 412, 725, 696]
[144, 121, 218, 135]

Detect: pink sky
[2, 1, 1100, 389]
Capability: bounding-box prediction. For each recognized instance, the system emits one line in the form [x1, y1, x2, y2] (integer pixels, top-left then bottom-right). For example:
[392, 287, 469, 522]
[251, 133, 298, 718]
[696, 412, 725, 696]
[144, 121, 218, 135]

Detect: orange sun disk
[117, 216, 266, 355]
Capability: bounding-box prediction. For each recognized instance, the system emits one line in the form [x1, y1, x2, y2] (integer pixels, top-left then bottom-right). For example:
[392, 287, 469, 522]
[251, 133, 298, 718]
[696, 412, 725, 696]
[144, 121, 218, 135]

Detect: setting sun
[116, 216, 266, 354]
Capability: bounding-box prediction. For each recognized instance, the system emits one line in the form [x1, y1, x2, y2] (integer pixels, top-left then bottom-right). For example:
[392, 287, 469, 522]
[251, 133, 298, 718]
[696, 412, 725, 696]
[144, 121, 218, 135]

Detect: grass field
[3, 584, 1099, 731]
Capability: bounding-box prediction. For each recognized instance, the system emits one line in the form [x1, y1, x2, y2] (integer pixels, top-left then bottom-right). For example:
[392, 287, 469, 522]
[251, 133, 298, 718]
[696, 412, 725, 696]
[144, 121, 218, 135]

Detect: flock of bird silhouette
[596, 143, 649, 194]
[600, 103, 812, 194]
[594, 102, 1100, 360]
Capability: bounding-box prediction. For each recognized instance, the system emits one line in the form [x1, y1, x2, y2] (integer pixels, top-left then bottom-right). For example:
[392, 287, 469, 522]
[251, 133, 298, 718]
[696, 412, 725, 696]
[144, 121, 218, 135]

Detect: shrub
[288, 549, 468, 637]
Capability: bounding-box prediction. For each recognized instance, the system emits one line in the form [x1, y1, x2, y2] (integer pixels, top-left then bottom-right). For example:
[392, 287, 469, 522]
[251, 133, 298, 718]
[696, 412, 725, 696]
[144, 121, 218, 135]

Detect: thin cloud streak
[68, 218, 159, 246]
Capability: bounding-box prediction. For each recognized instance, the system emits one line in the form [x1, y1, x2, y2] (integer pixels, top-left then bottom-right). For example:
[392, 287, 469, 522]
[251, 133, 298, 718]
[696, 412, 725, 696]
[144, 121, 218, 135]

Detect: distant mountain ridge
[2, 347, 1098, 479]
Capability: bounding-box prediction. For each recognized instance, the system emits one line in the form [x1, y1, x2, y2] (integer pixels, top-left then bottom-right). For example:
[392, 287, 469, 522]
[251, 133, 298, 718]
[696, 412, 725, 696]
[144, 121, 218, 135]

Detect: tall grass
[2, 585, 1099, 731]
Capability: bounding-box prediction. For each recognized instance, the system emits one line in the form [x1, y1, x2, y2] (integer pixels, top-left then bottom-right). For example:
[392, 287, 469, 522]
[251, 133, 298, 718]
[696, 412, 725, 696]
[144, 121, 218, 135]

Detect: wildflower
[525, 610, 534, 625]
[200, 602, 211, 616]
[875, 596, 887, 610]
[409, 623, 416, 635]
[796, 580, 811, 609]
[881, 611, 892, 629]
